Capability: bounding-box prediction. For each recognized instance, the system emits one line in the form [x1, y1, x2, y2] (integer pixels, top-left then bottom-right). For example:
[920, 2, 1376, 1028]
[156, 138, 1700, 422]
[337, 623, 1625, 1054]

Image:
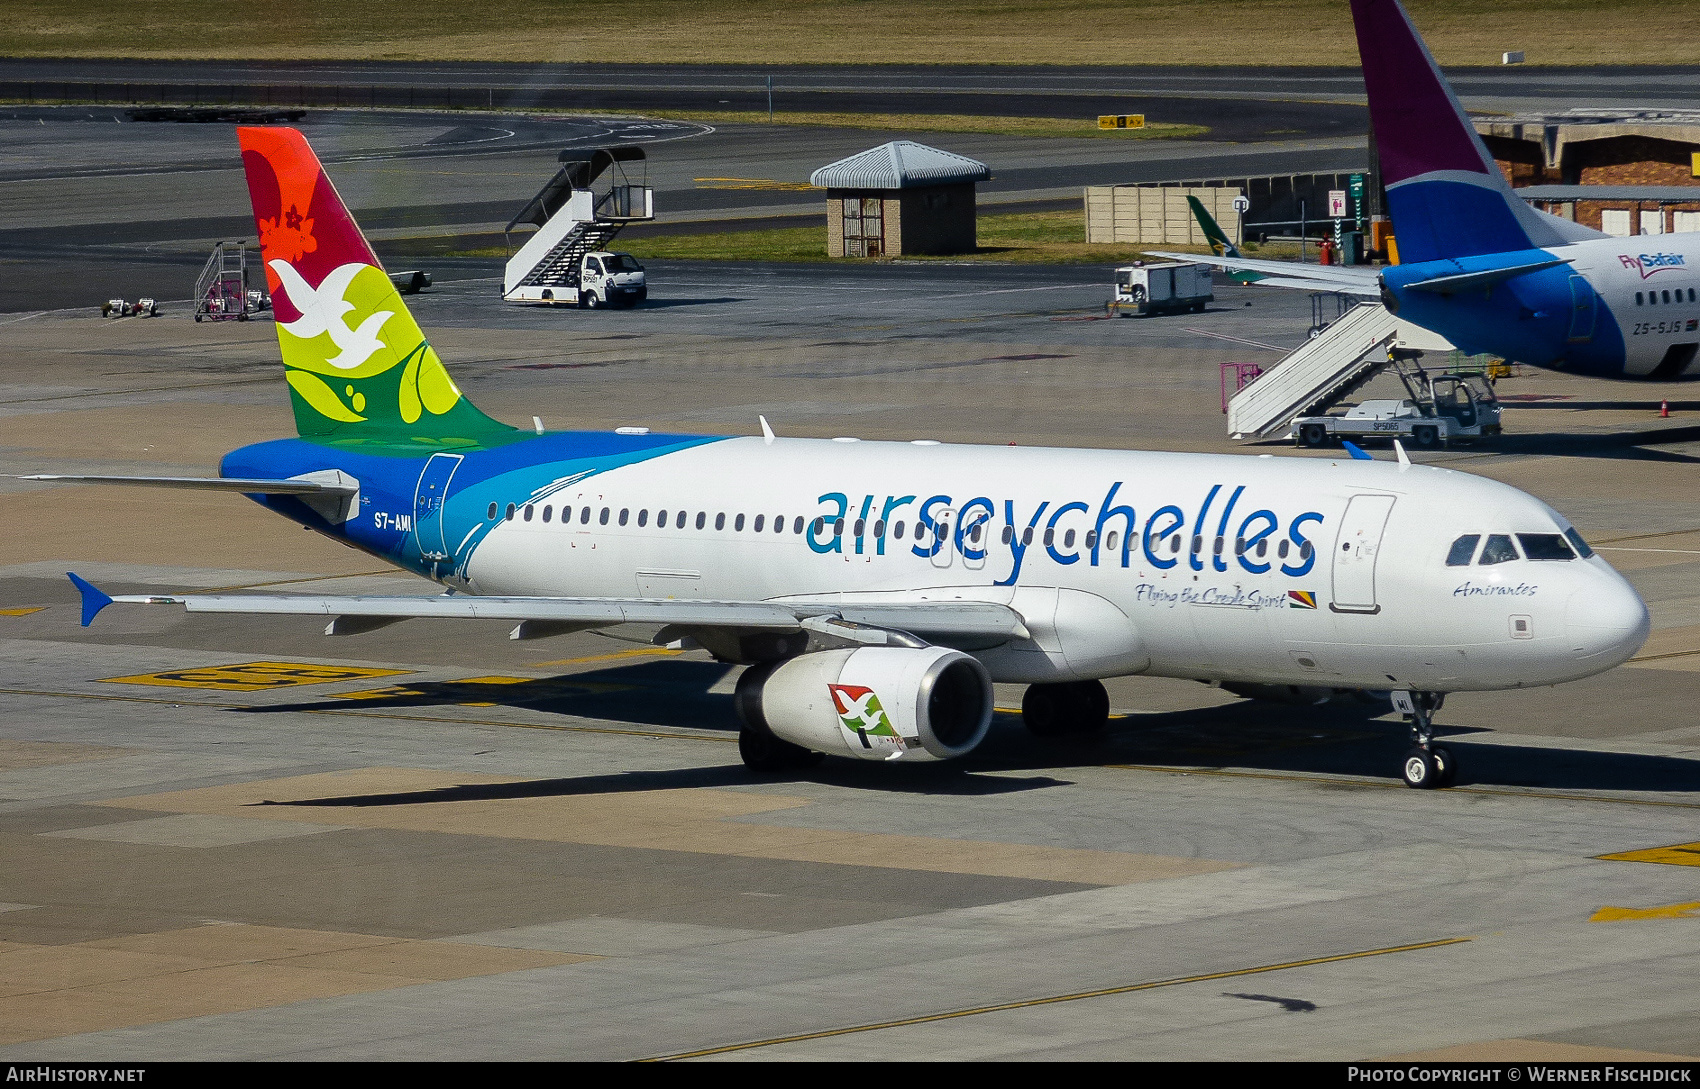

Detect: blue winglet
[66, 572, 113, 627]
[1341, 441, 1374, 461]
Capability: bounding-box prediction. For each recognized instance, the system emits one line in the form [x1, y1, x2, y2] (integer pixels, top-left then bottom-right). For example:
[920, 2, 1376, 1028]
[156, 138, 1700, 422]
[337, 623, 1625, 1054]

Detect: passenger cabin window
[793, 517, 804, 534]
[488, 503, 498, 519]
[1636, 292, 1644, 305]
[753, 515, 765, 532]
[542, 505, 552, 522]
[581, 507, 591, 524]
[523, 504, 534, 522]
[695, 512, 706, 530]
[1445, 534, 1480, 567]
[505, 504, 516, 521]
[678, 511, 688, 529]
[637, 510, 649, 527]
[619, 509, 629, 526]
[1478, 534, 1520, 565]
[1517, 533, 1575, 560]
[894, 521, 905, 538]
[1564, 527, 1594, 559]
[1105, 531, 1118, 552]
[600, 508, 610, 525]
[734, 514, 745, 531]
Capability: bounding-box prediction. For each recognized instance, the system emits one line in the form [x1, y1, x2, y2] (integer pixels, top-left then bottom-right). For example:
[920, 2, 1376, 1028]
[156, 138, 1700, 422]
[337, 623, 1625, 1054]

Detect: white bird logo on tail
[270, 260, 393, 370]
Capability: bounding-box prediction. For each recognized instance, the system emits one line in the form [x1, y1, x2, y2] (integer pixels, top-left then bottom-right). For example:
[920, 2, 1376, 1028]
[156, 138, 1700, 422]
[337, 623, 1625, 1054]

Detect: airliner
[1153, 0, 1700, 381]
[37, 127, 1649, 791]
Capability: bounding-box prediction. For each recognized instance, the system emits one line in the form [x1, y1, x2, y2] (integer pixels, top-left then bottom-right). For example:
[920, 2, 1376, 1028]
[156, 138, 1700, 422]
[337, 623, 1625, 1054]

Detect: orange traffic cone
[1661, 400, 1670, 418]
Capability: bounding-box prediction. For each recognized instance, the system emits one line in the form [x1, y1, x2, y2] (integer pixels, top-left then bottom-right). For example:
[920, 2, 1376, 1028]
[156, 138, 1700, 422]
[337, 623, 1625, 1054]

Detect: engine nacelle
[736, 646, 993, 763]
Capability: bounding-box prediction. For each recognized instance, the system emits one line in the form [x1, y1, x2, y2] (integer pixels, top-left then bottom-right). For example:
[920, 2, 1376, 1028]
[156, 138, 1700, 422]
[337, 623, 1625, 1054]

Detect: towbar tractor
[1290, 360, 1502, 450]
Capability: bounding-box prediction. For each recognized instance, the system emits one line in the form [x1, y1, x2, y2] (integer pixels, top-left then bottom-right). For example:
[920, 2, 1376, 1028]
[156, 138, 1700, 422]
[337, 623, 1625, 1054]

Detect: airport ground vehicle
[521, 251, 647, 308]
[1291, 368, 1501, 449]
[1112, 261, 1213, 315]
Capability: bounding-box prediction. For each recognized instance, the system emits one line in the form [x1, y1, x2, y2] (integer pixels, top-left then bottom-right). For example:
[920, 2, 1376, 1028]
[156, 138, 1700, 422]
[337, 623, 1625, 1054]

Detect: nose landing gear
[1395, 691, 1456, 789]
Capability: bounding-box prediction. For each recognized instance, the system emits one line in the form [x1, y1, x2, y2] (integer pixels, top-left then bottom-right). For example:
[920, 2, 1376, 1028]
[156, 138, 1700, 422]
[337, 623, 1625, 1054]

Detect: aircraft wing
[1143, 251, 1382, 293]
[66, 574, 1031, 643]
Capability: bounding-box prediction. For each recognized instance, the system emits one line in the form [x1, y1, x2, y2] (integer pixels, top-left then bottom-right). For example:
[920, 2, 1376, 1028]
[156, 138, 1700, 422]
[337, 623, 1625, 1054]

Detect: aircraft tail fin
[1349, 0, 1601, 264]
[1186, 195, 1239, 258]
[236, 127, 513, 442]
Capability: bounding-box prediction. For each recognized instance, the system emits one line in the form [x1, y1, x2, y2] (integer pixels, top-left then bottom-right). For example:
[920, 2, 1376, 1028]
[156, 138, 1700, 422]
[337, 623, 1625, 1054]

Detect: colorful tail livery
[1348, 0, 1601, 264]
[237, 127, 512, 443]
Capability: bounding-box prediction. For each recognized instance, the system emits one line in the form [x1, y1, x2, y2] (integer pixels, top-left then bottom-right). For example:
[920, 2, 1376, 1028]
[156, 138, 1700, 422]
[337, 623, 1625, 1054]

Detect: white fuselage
[457, 438, 1649, 693]
[1554, 232, 1700, 376]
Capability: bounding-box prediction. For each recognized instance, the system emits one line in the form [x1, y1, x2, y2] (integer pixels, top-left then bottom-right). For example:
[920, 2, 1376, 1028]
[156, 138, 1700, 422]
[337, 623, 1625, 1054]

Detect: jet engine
[735, 646, 993, 763]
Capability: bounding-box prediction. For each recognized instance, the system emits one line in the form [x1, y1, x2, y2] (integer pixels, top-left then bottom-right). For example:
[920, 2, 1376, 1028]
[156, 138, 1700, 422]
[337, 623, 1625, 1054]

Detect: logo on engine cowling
[828, 683, 899, 747]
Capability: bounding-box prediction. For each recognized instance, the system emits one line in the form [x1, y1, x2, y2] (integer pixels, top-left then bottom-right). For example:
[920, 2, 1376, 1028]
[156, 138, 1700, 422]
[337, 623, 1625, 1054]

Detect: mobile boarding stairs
[1226, 302, 1404, 440]
[503, 146, 654, 304]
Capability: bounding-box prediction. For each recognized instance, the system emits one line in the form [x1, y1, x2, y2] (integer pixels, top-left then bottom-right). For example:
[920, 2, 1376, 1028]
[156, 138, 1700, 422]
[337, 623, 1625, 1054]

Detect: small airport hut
[811, 141, 991, 257]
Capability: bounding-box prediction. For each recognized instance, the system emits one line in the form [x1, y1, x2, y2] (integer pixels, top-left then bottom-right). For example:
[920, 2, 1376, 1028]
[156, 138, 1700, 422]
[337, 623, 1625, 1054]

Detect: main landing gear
[1397, 691, 1456, 789]
[1022, 680, 1111, 738]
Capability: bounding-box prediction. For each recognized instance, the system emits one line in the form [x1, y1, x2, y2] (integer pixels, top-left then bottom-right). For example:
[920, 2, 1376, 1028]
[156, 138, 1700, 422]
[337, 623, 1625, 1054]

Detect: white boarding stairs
[504, 186, 653, 303]
[1227, 303, 1401, 439]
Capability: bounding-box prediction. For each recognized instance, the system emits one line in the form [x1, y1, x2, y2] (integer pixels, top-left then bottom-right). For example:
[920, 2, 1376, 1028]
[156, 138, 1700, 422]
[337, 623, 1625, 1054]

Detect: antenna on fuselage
[1394, 439, 1411, 470]
[532, 416, 545, 435]
[759, 415, 776, 445]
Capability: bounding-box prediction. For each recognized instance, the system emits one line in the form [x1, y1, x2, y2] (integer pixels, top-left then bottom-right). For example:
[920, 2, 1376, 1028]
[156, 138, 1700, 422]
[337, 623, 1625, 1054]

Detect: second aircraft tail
[1349, 0, 1602, 264]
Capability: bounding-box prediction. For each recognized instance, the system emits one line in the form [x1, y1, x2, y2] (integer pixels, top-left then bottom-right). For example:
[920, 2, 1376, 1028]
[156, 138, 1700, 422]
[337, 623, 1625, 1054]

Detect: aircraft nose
[1566, 582, 1651, 668]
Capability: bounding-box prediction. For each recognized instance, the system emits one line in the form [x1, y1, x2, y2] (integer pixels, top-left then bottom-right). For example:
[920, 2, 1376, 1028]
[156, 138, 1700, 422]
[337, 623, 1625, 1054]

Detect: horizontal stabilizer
[1248, 276, 1383, 298]
[15, 474, 357, 495]
[1143, 251, 1380, 290]
[1402, 257, 1572, 294]
[68, 583, 1032, 642]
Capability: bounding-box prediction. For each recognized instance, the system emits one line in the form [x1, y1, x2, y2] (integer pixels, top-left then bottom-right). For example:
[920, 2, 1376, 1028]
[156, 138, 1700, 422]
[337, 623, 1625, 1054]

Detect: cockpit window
[1478, 534, 1520, 565]
[1564, 527, 1595, 559]
[1517, 533, 1576, 561]
[1445, 534, 1480, 567]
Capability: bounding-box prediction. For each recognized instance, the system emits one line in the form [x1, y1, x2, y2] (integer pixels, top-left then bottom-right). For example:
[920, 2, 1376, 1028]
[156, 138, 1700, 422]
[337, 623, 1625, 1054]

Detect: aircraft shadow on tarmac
[241, 659, 1700, 797]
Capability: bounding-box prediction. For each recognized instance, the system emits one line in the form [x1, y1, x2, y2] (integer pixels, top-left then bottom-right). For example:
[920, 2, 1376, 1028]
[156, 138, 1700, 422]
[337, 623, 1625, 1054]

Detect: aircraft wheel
[1074, 680, 1111, 734]
[1402, 747, 1443, 789]
[1021, 684, 1068, 737]
[1023, 681, 1109, 737]
[738, 727, 818, 772]
[1430, 745, 1457, 787]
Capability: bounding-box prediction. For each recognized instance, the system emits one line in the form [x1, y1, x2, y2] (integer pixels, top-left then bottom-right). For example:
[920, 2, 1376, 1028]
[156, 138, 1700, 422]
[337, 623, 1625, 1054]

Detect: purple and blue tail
[1350, 0, 1601, 264]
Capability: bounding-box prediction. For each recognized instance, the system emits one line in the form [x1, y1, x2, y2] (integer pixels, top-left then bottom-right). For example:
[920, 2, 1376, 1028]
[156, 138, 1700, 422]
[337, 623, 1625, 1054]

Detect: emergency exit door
[1331, 494, 1396, 614]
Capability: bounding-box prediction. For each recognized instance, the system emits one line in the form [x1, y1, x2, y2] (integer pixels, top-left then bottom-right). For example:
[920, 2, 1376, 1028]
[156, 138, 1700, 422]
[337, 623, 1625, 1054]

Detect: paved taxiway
[0, 105, 1366, 313]
[2, 258, 1700, 1059]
